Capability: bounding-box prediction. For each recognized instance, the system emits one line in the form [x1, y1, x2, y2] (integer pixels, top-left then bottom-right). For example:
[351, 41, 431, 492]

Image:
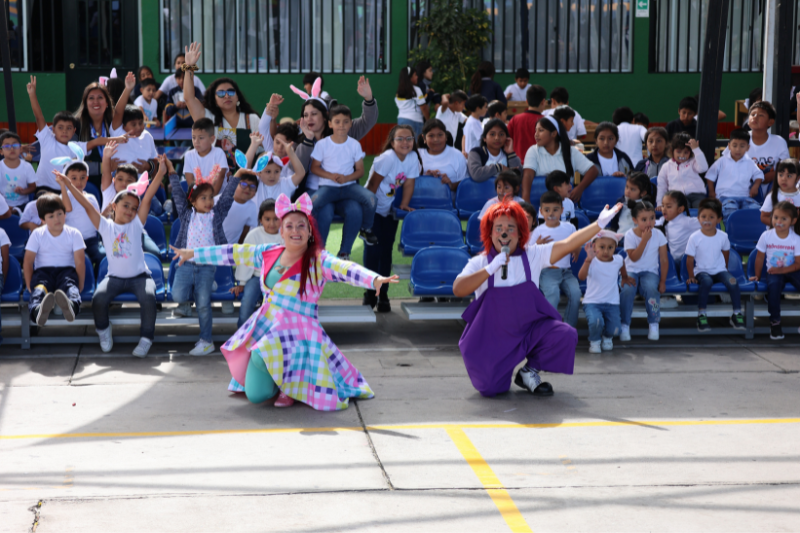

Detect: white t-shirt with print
[219, 197, 258, 245]
[110, 126, 158, 165]
[583, 255, 624, 305]
[25, 224, 85, 270]
[531, 222, 576, 268]
[0, 227, 9, 272]
[761, 189, 800, 213]
[419, 147, 468, 184]
[457, 242, 555, 299]
[134, 95, 159, 122]
[756, 229, 800, 269]
[309, 136, 366, 189]
[623, 227, 668, 274]
[435, 107, 467, 142]
[368, 149, 422, 217]
[616, 123, 647, 167]
[463, 116, 483, 154]
[395, 86, 426, 123]
[542, 108, 587, 141]
[254, 177, 298, 206]
[597, 152, 619, 176]
[97, 216, 149, 278]
[685, 229, 730, 275]
[34, 127, 89, 190]
[0, 159, 36, 206]
[183, 147, 229, 182]
[65, 191, 99, 239]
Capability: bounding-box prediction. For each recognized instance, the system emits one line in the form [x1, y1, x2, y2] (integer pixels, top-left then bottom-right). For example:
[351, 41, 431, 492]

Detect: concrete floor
[1, 307, 799, 532]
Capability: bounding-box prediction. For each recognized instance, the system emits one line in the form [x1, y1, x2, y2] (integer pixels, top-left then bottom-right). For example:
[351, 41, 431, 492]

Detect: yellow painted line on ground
[1, 418, 799, 441]
[446, 427, 533, 533]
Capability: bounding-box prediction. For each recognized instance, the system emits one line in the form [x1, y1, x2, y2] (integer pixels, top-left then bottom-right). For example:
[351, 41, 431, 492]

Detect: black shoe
[359, 229, 378, 246]
[363, 291, 377, 309]
[376, 295, 391, 313]
[513, 368, 555, 396]
[770, 323, 784, 340]
[35, 293, 56, 327]
[697, 314, 711, 332]
[730, 312, 746, 331]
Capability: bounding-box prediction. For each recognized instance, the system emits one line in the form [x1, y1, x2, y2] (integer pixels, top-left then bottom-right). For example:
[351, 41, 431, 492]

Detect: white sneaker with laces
[601, 337, 613, 351]
[132, 338, 153, 358]
[519, 367, 542, 390]
[189, 340, 215, 356]
[648, 323, 660, 341]
[619, 325, 631, 342]
[97, 326, 113, 353]
[588, 340, 602, 354]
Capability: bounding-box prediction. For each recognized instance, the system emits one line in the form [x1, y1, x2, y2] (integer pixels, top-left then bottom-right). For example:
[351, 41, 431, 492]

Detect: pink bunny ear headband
[289, 77, 327, 109]
[99, 68, 117, 86]
[591, 230, 624, 244]
[188, 164, 220, 199]
[275, 193, 313, 219]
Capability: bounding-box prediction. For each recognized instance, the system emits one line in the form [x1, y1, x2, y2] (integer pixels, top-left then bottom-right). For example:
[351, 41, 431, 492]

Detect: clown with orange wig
[453, 199, 622, 396]
[170, 193, 398, 411]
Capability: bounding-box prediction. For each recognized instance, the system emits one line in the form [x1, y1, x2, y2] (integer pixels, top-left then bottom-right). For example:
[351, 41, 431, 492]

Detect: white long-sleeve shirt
[656, 148, 709, 206]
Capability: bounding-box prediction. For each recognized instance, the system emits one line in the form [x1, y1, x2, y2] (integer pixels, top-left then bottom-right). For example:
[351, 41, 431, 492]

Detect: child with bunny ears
[240, 131, 306, 206]
[54, 156, 167, 357]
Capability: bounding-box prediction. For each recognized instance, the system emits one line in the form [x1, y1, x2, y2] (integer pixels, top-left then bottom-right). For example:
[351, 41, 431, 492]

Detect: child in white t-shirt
[684, 199, 745, 332]
[134, 78, 160, 126]
[435, 91, 468, 143]
[219, 171, 258, 245]
[183, 119, 229, 192]
[544, 170, 578, 227]
[620, 201, 668, 341]
[418, 119, 468, 193]
[55, 156, 166, 357]
[61, 160, 104, 270]
[760, 159, 800, 227]
[504, 69, 530, 102]
[613, 107, 648, 167]
[579, 231, 630, 353]
[706, 128, 763, 224]
[532, 191, 581, 327]
[462, 95, 488, 155]
[0, 132, 37, 208]
[478, 171, 524, 219]
[245, 132, 306, 206]
[656, 190, 701, 263]
[0, 227, 9, 338]
[110, 77, 159, 165]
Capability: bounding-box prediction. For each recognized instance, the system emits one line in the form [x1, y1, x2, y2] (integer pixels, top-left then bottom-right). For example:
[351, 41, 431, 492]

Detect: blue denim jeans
[238, 276, 263, 328]
[0, 273, 4, 344]
[620, 271, 661, 325]
[584, 303, 621, 342]
[311, 185, 377, 255]
[148, 196, 163, 216]
[397, 117, 424, 139]
[313, 199, 360, 256]
[720, 196, 759, 225]
[538, 267, 581, 327]
[84, 236, 106, 270]
[171, 262, 216, 342]
[767, 270, 800, 323]
[696, 271, 741, 312]
[92, 273, 157, 339]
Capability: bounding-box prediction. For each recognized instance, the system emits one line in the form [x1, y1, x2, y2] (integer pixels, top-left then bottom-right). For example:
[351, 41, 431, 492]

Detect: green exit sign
[636, 0, 649, 16]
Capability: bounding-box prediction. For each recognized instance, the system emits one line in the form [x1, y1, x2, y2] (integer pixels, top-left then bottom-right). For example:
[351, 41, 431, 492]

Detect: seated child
[656, 133, 708, 208]
[61, 160, 105, 269]
[620, 201, 668, 341]
[579, 231, 630, 353]
[134, 78, 160, 126]
[655, 190, 701, 265]
[462, 95, 488, 155]
[435, 90, 467, 145]
[549, 105, 579, 146]
[543, 170, 577, 227]
[478, 170, 524, 219]
[0, 132, 37, 210]
[684, 198, 745, 332]
[504, 68, 530, 102]
[761, 159, 800, 227]
[481, 100, 508, 127]
[309, 105, 378, 247]
[19, 192, 47, 231]
[735, 101, 790, 197]
[245, 132, 305, 205]
[220, 170, 258, 245]
[608, 172, 654, 234]
[706, 128, 763, 224]
[634, 127, 670, 178]
[518, 200, 538, 232]
[467, 119, 522, 183]
[666, 97, 698, 140]
[232, 199, 283, 328]
[750, 201, 800, 340]
[55, 155, 166, 357]
[23, 194, 86, 325]
[0, 226, 8, 342]
[612, 106, 648, 167]
[163, 69, 194, 128]
[532, 191, 581, 327]
[183, 118, 229, 191]
[418, 118, 468, 192]
[542, 87, 587, 141]
[587, 122, 634, 176]
[169, 159, 241, 356]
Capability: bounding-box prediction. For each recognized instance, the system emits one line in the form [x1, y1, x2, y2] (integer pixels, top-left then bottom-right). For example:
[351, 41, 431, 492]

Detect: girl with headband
[170, 193, 399, 410]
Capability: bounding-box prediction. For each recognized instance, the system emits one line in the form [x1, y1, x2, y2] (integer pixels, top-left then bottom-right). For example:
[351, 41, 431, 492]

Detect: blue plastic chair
[465, 212, 483, 255]
[747, 248, 798, 292]
[168, 218, 181, 248]
[575, 210, 591, 229]
[0, 255, 23, 302]
[398, 209, 467, 256]
[408, 247, 471, 296]
[83, 182, 103, 208]
[528, 176, 548, 209]
[680, 249, 754, 293]
[614, 249, 683, 293]
[393, 176, 455, 220]
[579, 177, 626, 220]
[180, 180, 189, 194]
[167, 258, 235, 302]
[0, 215, 28, 261]
[455, 178, 496, 219]
[155, 186, 167, 204]
[97, 253, 167, 302]
[569, 247, 588, 294]
[726, 209, 763, 256]
[144, 215, 169, 260]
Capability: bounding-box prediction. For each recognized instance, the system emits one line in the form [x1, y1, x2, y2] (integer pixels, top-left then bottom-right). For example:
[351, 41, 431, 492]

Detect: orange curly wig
[480, 200, 531, 254]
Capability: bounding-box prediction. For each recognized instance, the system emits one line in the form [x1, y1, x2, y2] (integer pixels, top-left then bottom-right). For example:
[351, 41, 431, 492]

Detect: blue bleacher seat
[726, 209, 763, 255]
[465, 212, 483, 255]
[455, 178, 496, 219]
[615, 249, 683, 293]
[144, 215, 169, 260]
[688, 208, 698, 217]
[575, 210, 591, 229]
[155, 186, 167, 204]
[680, 249, 754, 293]
[167, 258, 235, 302]
[398, 209, 467, 256]
[528, 177, 548, 209]
[180, 181, 189, 194]
[0, 215, 28, 261]
[579, 177, 626, 220]
[83, 182, 103, 208]
[97, 253, 166, 302]
[393, 176, 455, 220]
[569, 247, 589, 294]
[409, 247, 471, 296]
[169, 218, 181, 247]
[747, 248, 798, 292]
[1, 255, 23, 302]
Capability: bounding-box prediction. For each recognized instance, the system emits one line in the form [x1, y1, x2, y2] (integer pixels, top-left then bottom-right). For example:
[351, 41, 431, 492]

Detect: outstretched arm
[138, 155, 170, 225]
[171, 243, 278, 268]
[549, 203, 622, 265]
[27, 76, 46, 132]
[183, 42, 207, 122]
[321, 251, 398, 293]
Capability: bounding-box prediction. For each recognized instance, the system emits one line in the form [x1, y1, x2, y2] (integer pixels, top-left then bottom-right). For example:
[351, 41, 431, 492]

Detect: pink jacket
[656, 148, 709, 206]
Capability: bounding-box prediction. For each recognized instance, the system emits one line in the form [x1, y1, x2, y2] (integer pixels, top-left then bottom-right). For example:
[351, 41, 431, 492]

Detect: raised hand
[686, 138, 700, 150]
[596, 202, 623, 229]
[184, 42, 202, 66]
[356, 76, 373, 101]
[156, 154, 169, 177]
[26, 75, 37, 96]
[125, 71, 136, 90]
[103, 140, 119, 160]
[584, 241, 596, 260]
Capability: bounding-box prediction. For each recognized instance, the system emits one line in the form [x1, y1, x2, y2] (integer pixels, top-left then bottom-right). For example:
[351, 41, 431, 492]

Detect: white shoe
[619, 325, 631, 342]
[660, 295, 678, 309]
[589, 340, 602, 354]
[648, 323, 660, 341]
[54, 290, 75, 322]
[517, 367, 542, 390]
[189, 340, 215, 356]
[97, 326, 113, 353]
[221, 301, 235, 314]
[172, 303, 192, 317]
[601, 337, 614, 351]
[132, 338, 153, 358]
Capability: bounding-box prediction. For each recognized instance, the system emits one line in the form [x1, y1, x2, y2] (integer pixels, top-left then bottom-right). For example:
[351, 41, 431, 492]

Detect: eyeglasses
[238, 182, 257, 190]
[1, 143, 21, 149]
[215, 89, 237, 98]
[393, 136, 415, 143]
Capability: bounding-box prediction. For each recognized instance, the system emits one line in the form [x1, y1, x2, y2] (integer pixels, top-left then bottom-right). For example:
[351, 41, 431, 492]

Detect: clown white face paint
[697, 207, 721, 236]
[492, 215, 519, 253]
[771, 208, 796, 238]
[539, 202, 563, 227]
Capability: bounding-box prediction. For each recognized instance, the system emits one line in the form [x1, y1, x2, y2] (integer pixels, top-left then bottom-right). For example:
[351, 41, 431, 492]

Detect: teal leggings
[245, 351, 279, 404]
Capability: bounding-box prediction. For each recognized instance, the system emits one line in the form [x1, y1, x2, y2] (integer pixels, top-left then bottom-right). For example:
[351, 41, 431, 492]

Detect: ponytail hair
[397, 66, 416, 99]
[658, 190, 690, 237]
[470, 60, 495, 95]
[773, 201, 800, 235]
[538, 117, 574, 179]
[626, 172, 654, 208]
[772, 158, 800, 207]
[631, 200, 656, 220]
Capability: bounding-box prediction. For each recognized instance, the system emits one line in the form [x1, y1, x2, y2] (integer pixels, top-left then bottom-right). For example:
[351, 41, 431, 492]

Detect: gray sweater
[467, 146, 523, 182]
[170, 173, 240, 249]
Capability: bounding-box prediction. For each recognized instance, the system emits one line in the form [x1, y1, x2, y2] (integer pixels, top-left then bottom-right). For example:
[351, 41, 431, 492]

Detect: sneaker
[359, 228, 378, 246]
[35, 293, 56, 327]
[172, 303, 192, 318]
[337, 252, 350, 261]
[132, 338, 153, 358]
[221, 301, 235, 314]
[730, 312, 746, 330]
[274, 391, 295, 407]
[54, 290, 75, 322]
[376, 295, 391, 313]
[619, 325, 631, 342]
[601, 337, 613, 351]
[697, 314, 711, 332]
[770, 323, 784, 340]
[97, 326, 113, 353]
[589, 340, 602, 354]
[648, 323, 660, 341]
[189, 340, 215, 356]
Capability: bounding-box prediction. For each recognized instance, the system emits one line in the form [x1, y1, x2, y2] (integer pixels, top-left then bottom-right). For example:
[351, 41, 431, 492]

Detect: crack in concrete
[27, 499, 42, 532]
[354, 400, 395, 491]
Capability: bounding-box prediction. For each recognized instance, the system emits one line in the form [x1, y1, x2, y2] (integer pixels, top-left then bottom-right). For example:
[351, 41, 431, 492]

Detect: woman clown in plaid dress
[170, 193, 398, 410]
